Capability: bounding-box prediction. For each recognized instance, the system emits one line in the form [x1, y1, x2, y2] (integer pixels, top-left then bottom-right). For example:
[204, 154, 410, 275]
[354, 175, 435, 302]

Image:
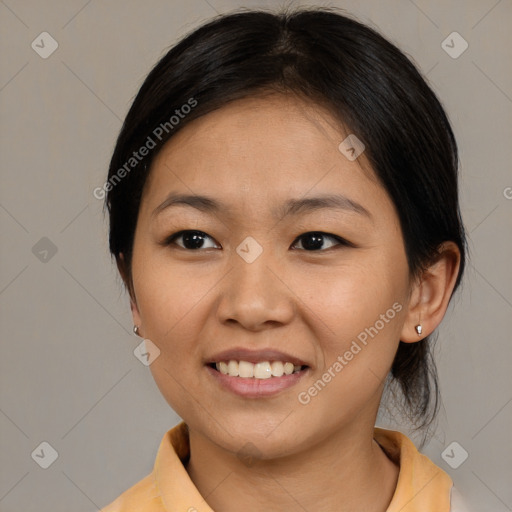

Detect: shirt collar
[374, 427, 453, 511]
[153, 422, 453, 512]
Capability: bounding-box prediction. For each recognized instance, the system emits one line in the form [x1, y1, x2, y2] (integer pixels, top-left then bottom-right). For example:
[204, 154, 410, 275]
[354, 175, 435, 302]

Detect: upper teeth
[215, 360, 302, 379]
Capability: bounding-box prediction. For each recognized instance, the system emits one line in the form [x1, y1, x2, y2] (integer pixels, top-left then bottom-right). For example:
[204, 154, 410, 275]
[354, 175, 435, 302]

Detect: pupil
[183, 231, 205, 249]
[303, 232, 323, 250]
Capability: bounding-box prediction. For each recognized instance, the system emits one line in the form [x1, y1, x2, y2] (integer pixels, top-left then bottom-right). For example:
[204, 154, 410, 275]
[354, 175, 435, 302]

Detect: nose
[215, 245, 296, 331]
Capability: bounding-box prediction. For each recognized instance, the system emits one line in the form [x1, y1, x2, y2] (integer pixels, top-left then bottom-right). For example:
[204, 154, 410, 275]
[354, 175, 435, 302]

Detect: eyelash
[162, 230, 355, 252]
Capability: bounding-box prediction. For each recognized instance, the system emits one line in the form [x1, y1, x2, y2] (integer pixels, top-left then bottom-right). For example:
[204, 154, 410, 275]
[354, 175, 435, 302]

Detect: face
[129, 94, 413, 458]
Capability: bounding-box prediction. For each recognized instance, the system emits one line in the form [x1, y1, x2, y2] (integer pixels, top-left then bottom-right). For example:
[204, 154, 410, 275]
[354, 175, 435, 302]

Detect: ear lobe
[400, 241, 461, 343]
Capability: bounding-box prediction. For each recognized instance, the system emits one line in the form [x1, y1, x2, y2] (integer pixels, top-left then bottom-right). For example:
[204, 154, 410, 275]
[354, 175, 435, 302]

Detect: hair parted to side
[105, 7, 467, 443]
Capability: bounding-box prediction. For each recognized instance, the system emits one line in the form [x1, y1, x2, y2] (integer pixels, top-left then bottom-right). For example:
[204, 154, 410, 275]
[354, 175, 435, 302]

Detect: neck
[186, 423, 399, 512]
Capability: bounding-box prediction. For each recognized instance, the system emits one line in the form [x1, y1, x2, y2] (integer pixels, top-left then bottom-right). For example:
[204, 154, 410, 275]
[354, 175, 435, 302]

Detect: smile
[211, 360, 306, 379]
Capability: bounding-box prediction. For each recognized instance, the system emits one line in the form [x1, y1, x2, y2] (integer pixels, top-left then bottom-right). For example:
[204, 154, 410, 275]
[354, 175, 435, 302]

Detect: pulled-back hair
[105, 7, 467, 440]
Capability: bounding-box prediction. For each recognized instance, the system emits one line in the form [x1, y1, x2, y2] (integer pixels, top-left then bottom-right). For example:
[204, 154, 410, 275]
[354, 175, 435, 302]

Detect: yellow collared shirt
[101, 422, 467, 511]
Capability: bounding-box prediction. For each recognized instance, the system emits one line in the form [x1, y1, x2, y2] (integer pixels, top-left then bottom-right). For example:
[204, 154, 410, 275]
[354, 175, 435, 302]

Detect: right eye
[164, 230, 220, 250]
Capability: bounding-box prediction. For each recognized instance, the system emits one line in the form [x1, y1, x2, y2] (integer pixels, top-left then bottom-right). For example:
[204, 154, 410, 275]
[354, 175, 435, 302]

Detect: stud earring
[415, 324, 422, 336]
[133, 325, 140, 336]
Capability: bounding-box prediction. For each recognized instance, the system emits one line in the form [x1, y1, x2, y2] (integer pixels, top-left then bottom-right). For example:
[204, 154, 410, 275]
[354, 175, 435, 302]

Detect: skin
[124, 93, 460, 511]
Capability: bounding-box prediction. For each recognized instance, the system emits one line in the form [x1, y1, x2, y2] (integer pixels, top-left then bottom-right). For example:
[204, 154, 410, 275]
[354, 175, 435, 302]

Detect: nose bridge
[216, 237, 294, 328]
[235, 247, 276, 298]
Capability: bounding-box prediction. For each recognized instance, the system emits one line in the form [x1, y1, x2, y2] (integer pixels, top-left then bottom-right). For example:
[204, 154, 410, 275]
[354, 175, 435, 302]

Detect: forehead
[140, 93, 392, 221]
[155, 94, 362, 165]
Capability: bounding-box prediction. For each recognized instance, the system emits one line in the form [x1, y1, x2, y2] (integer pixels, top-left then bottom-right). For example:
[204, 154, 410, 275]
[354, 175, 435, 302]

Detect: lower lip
[206, 365, 309, 398]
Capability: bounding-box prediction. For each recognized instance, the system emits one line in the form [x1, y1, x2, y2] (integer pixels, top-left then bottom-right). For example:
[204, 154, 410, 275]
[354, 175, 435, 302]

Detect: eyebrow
[152, 192, 372, 220]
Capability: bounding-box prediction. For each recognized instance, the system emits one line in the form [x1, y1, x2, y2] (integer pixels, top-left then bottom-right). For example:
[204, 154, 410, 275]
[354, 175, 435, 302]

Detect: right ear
[129, 297, 142, 329]
[117, 253, 136, 304]
[116, 252, 129, 288]
[117, 253, 142, 328]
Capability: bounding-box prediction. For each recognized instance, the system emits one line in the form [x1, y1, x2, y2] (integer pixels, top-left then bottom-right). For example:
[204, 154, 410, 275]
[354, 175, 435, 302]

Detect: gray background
[0, 0, 511, 510]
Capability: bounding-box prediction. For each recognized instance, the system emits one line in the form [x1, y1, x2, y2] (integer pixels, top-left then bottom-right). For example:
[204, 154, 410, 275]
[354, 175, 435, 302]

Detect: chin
[206, 413, 313, 460]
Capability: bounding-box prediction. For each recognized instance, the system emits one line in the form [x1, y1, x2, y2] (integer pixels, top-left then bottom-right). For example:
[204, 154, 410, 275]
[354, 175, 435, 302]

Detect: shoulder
[99, 473, 165, 512]
[100, 423, 189, 511]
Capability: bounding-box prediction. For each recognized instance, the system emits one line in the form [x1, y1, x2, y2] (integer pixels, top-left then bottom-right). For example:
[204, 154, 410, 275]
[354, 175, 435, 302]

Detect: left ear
[400, 241, 461, 343]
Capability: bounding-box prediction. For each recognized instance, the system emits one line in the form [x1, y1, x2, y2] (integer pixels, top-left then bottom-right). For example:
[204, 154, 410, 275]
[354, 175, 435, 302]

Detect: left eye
[164, 230, 351, 251]
[165, 230, 219, 250]
[291, 232, 349, 251]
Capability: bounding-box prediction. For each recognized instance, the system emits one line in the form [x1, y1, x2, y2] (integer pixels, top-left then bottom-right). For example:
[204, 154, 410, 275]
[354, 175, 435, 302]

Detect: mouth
[205, 351, 310, 398]
[208, 360, 308, 378]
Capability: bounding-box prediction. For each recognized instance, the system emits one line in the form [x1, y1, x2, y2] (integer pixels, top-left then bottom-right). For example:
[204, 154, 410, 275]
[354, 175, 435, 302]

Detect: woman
[101, 7, 469, 511]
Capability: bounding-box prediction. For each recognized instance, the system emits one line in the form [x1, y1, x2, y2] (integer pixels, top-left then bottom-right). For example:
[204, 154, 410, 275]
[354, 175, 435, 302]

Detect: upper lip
[206, 348, 310, 367]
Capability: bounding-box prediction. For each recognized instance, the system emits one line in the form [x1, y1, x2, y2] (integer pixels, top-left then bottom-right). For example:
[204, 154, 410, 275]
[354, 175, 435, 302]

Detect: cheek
[293, 272, 407, 423]
[131, 257, 203, 393]
[296, 252, 408, 345]
[132, 247, 213, 341]
[296, 254, 409, 408]
[131, 253, 216, 416]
